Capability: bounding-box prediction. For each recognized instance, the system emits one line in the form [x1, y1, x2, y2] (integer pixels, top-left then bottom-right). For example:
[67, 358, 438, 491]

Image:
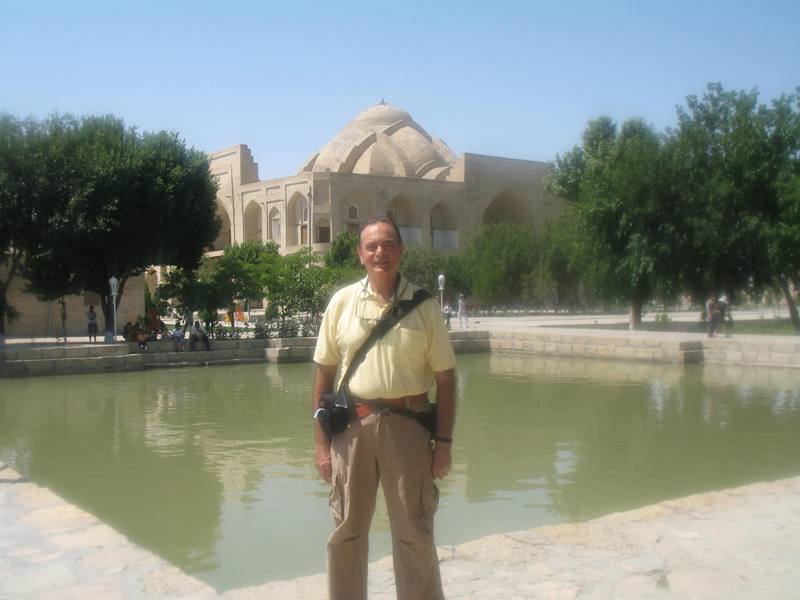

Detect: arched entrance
[482, 190, 531, 226]
[387, 195, 421, 245]
[286, 193, 309, 247]
[431, 202, 458, 250]
[268, 207, 281, 244]
[211, 204, 232, 251]
[315, 217, 331, 244]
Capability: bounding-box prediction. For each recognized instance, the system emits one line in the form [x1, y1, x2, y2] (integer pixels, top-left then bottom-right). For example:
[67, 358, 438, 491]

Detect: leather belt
[354, 392, 428, 419]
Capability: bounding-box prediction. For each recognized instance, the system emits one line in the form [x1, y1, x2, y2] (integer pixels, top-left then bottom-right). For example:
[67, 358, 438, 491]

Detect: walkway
[2, 459, 799, 599]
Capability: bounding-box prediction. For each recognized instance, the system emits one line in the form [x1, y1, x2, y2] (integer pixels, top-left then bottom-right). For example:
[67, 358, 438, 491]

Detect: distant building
[207, 102, 563, 256]
[4, 103, 565, 338]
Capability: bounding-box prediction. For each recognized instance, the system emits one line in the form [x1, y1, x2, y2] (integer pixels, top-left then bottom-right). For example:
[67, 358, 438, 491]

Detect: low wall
[490, 329, 705, 364]
[702, 335, 800, 368]
[3, 328, 798, 378]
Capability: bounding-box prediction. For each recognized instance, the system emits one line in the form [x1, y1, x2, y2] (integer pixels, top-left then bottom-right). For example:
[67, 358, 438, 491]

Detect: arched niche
[211, 203, 232, 251]
[268, 207, 281, 244]
[341, 191, 372, 234]
[482, 190, 532, 225]
[243, 201, 263, 243]
[431, 202, 459, 250]
[387, 194, 422, 245]
[287, 193, 309, 247]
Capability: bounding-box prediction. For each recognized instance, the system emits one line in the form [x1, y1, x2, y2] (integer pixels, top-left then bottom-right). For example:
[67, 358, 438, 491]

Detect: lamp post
[109, 276, 119, 344]
[437, 273, 445, 310]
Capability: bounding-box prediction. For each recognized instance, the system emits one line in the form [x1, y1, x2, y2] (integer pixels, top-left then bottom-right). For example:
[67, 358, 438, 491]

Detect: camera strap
[337, 287, 432, 397]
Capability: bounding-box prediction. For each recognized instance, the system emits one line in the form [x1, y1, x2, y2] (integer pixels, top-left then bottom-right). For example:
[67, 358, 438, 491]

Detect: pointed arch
[243, 201, 263, 242]
[211, 203, 232, 251]
[482, 190, 532, 225]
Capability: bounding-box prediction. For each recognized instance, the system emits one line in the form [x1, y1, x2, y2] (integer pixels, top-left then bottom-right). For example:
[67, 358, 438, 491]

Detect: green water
[1, 353, 799, 591]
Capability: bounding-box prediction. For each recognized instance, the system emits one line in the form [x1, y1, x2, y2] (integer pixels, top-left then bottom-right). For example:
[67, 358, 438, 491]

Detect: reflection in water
[1, 355, 799, 591]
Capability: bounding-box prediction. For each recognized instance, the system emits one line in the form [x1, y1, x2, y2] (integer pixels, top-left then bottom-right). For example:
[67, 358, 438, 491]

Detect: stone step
[1, 354, 143, 377]
[1, 344, 129, 361]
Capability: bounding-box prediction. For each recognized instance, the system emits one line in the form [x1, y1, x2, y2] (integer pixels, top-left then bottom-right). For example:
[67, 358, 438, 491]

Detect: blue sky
[2, 0, 798, 179]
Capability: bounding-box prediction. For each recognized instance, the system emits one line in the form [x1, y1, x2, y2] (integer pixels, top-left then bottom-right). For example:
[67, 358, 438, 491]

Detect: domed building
[207, 101, 563, 256]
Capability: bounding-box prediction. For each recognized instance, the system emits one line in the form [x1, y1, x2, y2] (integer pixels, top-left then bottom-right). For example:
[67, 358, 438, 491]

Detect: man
[313, 217, 456, 600]
[171, 320, 186, 351]
[86, 305, 98, 343]
[190, 320, 210, 351]
[457, 293, 468, 329]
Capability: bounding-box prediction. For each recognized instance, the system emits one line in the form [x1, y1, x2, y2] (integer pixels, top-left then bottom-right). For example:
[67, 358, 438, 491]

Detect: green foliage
[520, 215, 585, 311]
[0, 115, 43, 333]
[548, 116, 679, 325]
[266, 247, 335, 322]
[462, 223, 537, 306]
[324, 231, 360, 269]
[17, 114, 220, 333]
[671, 83, 800, 330]
[400, 245, 446, 291]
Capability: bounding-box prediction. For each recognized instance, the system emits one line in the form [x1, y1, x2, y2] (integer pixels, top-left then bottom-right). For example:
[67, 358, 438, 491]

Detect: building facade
[208, 102, 563, 256]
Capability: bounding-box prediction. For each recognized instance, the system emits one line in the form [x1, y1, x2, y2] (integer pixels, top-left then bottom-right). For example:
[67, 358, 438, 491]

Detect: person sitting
[171, 320, 186, 351]
[190, 320, 211, 351]
[135, 328, 149, 351]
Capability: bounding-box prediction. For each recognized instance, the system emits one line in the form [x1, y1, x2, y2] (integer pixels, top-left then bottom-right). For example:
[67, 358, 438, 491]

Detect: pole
[112, 294, 117, 343]
[109, 276, 119, 344]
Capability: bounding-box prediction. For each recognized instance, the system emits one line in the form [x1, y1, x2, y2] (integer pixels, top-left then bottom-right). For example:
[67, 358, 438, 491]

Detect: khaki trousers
[327, 411, 444, 600]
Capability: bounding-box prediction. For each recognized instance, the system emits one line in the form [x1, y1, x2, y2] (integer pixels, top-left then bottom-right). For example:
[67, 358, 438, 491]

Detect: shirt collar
[361, 274, 412, 303]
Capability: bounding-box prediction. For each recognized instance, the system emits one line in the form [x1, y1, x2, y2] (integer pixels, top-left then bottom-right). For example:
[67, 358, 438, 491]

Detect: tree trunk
[778, 278, 800, 334]
[629, 297, 643, 330]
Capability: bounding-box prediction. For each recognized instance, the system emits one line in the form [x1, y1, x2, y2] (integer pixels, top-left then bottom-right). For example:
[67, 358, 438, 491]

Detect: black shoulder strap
[338, 288, 432, 393]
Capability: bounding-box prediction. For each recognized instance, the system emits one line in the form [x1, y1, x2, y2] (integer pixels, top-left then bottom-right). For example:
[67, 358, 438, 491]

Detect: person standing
[86, 305, 98, 343]
[717, 294, 733, 337]
[313, 217, 456, 600]
[442, 301, 453, 330]
[457, 293, 468, 329]
[705, 294, 720, 337]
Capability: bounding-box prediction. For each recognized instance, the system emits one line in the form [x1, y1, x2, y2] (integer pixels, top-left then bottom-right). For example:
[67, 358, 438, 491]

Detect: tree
[671, 84, 800, 331]
[0, 115, 37, 341]
[21, 114, 220, 337]
[267, 247, 334, 322]
[520, 216, 584, 312]
[548, 117, 680, 328]
[324, 230, 360, 269]
[201, 241, 279, 327]
[400, 245, 447, 292]
[156, 268, 215, 329]
[462, 223, 538, 307]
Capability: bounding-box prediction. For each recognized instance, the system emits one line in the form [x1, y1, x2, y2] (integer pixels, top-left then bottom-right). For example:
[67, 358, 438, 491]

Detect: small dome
[301, 102, 455, 178]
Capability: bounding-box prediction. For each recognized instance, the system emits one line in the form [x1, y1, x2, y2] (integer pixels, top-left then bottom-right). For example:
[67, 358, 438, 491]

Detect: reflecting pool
[1, 353, 799, 591]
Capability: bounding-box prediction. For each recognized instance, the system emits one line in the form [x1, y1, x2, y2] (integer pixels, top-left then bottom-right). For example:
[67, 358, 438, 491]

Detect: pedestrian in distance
[86, 305, 98, 343]
[457, 293, 468, 329]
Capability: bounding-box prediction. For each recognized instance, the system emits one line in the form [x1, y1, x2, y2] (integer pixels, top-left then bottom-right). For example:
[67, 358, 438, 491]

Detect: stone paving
[3, 458, 799, 599]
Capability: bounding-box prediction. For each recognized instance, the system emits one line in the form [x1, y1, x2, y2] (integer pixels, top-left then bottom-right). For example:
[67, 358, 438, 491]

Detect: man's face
[357, 222, 404, 278]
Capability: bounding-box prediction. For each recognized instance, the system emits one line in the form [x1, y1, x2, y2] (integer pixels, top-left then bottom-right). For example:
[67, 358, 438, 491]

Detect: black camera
[315, 389, 352, 438]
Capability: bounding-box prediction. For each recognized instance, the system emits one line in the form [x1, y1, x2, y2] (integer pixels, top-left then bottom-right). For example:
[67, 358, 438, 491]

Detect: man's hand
[432, 443, 451, 479]
[316, 443, 332, 483]
[313, 363, 337, 484]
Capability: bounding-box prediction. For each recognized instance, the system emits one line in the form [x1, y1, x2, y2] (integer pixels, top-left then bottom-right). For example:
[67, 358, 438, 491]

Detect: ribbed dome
[301, 102, 456, 179]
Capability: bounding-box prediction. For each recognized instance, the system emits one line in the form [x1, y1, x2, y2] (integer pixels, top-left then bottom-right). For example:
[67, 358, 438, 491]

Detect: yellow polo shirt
[314, 275, 456, 399]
